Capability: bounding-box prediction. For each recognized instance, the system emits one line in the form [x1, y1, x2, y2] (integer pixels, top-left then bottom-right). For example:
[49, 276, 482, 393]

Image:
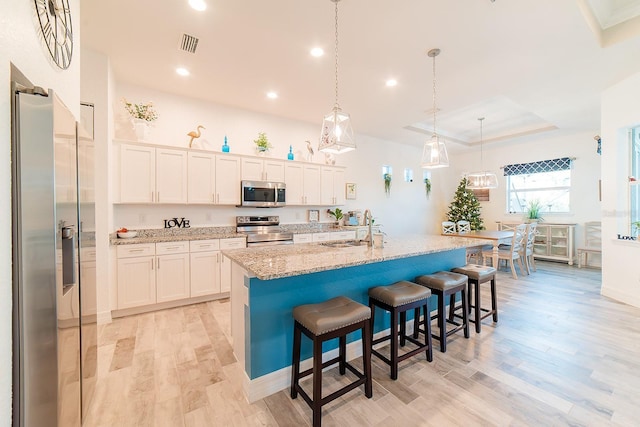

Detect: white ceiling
[80, 0, 640, 152]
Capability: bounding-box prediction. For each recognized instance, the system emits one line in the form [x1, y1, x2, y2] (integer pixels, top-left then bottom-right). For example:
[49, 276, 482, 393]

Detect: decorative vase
[256, 146, 269, 156]
[133, 118, 150, 141]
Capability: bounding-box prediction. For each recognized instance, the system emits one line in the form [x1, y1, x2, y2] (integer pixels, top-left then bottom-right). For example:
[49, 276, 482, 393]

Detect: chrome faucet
[363, 209, 373, 247]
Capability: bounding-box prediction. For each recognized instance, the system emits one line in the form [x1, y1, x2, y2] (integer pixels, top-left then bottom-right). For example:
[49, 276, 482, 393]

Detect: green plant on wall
[632, 221, 640, 235]
[384, 173, 392, 195]
[424, 178, 431, 198]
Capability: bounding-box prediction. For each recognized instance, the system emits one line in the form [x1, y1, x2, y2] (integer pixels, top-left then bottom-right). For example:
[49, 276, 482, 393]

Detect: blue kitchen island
[222, 234, 489, 402]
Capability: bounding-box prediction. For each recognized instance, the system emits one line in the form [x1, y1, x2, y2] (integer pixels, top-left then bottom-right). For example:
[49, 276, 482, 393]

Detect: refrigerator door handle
[61, 225, 76, 294]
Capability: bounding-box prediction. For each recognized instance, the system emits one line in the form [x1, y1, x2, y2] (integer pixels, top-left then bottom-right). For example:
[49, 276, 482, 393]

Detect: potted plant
[327, 208, 344, 226]
[254, 132, 272, 154]
[122, 98, 158, 141]
[383, 173, 392, 195]
[524, 199, 544, 222]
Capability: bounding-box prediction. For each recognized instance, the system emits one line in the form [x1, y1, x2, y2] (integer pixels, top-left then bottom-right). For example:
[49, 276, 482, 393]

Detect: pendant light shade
[466, 117, 498, 189]
[319, 0, 356, 154]
[421, 48, 449, 169]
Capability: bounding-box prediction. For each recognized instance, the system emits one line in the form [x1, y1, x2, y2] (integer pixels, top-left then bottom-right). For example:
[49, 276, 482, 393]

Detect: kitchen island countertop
[223, 234, 491, 280]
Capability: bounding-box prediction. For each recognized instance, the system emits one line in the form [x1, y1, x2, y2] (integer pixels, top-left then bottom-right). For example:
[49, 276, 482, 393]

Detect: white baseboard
[97, 310, 112, 324]
[242, 324, 416, 403]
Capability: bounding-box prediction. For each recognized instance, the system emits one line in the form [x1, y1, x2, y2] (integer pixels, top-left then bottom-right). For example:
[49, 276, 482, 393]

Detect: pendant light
[318, 0, 356, 154]
[421, 48, 449, 168]
[466, 117, 499, 189]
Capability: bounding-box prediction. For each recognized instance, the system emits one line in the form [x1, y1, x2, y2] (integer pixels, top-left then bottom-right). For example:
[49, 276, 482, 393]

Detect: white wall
[446, 130, 602, 248]
[1, 0, 81, 419]
[81, 48, 115, 322]
[111, 83, 439, 236]
[601, 71, 640, 308]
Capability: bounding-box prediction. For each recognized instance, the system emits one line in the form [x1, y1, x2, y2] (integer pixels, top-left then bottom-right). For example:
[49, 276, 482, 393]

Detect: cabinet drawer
[332, 231, 356, 240]
[156, 241, 189, 254]
[220, 238, 246, 250]
[190, 239, 221, 252]
[293, 233, 313, 244]
[312, 233, 333, 242]
[81, 247, 97, 261]
[117, 243, 155, 258]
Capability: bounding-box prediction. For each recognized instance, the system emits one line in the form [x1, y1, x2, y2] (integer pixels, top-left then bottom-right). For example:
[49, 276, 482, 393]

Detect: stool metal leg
[461, 288, 470, 338]
[339, 334, 346, 375]
[362, 319, 373, 398]
[423, 301, 433, 362]
[438, 292, 446, 352]
[399, 310, 407, 347]
[473, 279, 481, 333]
[491, 277, 498, 322]
[390, 306, 399, 380]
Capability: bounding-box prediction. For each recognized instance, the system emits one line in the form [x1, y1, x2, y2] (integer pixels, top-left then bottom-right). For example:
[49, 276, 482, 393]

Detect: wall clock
[34, 0, 74, 69]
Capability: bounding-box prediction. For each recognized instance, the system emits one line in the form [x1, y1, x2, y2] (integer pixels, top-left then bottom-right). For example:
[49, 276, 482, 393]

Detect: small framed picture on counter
[308, 209, 319, 222]
[346, 183, 357, 200]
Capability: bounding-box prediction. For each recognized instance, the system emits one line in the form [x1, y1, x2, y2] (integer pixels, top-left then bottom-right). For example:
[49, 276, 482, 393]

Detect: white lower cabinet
[117, 243, 156, 310]
[156, 242, 190, 303]
[116, 238, 245, 312]
[293, 233, 313, 244]
[189, 239, 222, 297]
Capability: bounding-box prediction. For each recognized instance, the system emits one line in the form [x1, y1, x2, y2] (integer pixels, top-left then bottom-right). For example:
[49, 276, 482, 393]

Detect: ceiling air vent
[180, 34, 199, 54]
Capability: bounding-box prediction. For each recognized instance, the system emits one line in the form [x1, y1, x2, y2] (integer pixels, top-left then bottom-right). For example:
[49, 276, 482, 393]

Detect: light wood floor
[84, 262, 640, 427]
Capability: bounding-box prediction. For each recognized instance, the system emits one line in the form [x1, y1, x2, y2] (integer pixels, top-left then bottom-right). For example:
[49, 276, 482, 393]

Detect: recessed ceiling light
[310, 47, 324, 57]
[176, 67, 190, 76]
[386, 79, 398, 87]
[189, 0, 207, 11]
[267, 92, 278, 99]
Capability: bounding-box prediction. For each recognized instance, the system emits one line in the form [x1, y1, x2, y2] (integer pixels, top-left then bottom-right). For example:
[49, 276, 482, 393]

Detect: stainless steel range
[236, 216, 294, 247]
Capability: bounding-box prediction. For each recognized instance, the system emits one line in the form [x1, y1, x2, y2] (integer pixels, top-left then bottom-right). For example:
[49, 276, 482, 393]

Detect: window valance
[503, 157, 573, 176]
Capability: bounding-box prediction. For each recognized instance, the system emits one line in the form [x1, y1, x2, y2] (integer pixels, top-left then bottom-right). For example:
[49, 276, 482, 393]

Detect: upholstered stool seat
[451, 264, 498, 333]
[414, 271, 469, 352]
[368, 281, 433, 379]
[291, 296, 373, 427]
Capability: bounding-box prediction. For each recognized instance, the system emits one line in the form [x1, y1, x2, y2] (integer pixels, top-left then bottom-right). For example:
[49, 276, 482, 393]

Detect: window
[504, 157, 572, 214]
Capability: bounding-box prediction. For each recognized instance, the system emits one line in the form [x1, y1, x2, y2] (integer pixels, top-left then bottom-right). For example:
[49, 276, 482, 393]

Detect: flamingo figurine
[188, 125, 205, 148]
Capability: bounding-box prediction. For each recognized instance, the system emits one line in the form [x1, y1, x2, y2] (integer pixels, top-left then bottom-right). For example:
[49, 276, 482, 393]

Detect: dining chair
[456, 220, 471, 233]
[442, 221, 457, 234]
[521, 222, 538, 275]
[577, 221, 601, 268]
[482, 223, 527, 279]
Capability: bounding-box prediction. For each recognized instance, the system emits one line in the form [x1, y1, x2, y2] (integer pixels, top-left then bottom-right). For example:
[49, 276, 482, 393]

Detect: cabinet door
[293, 233, 313, 244]
[120, 144, 155, 203]
[263, 159, 285, 182]
[190, 251, 221, 297]
[117, 256, 155, 309]
[188, 152, 216, 203]
[285, 163, 304, 205]
[156, 253, 190, 303]
[241, 158, 265, 181]
[215, 155, 241, 205]
[156, 148, 188, 203]
[303, 165, 322, 205]
[320, 167, 335, 205]
[220, 254, 233, 293]
[333, 168, 346, 205]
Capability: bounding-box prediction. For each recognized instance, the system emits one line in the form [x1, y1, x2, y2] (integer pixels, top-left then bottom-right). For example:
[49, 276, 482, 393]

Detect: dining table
[441, 230, 514, 269]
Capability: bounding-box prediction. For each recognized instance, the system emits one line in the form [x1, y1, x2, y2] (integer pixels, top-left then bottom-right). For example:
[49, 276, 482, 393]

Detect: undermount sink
[320, 240, 366, 248]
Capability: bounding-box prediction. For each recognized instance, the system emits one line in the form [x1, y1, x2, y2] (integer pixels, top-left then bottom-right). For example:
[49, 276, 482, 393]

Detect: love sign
[164, 218, 191, 229]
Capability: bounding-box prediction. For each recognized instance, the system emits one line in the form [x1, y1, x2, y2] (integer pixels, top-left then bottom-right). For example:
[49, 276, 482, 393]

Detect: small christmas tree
[446, 177, 485, 230]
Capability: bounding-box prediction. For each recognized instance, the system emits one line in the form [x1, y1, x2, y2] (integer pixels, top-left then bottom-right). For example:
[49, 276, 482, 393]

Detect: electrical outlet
[295, 212, 300, 220]
[206, 213, 213, 222]
[139, 214, 146, 223]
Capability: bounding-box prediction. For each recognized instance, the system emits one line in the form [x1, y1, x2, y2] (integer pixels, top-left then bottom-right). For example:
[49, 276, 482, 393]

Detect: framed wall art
[346, 183, 357, 200]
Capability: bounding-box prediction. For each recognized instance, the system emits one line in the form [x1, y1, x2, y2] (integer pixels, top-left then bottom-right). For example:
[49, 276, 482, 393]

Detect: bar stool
[414, 271, 469, 352]
[368, 281, 433, 380]
[290, 296, 373, 427]
[451, 264, 498, 333]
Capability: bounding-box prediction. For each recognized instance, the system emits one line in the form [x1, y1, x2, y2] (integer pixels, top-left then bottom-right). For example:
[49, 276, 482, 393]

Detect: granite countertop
[222, 235, 491, 280]
[110, 226, 244, 245]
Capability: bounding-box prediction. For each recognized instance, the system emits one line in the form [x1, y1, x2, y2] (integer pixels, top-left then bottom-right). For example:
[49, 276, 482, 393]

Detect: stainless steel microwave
[240, 180, 286, 207]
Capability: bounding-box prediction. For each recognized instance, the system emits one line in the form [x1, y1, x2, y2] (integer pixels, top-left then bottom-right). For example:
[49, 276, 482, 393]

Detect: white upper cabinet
[119, 144, 187, 203]
[120, 144, 155, 203]
[303, 164, 321, 205]
[215, 154, 241, 205]
[320, 166, 346, 206]
[241, 158, 285, 182]
[156, 148, 188, 203]
[188, 151, 216, 203]
[285, 163, 322, 205]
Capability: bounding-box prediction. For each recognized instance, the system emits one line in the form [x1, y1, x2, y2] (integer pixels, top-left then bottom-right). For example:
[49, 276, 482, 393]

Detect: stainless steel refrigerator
[11, 83, 97, 426]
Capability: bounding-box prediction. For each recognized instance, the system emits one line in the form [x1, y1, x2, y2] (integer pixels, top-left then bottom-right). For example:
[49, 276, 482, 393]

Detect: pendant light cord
[432, 53, 437, 137]
[479, 117, 485, 170]
[334, 0, 340, 109]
